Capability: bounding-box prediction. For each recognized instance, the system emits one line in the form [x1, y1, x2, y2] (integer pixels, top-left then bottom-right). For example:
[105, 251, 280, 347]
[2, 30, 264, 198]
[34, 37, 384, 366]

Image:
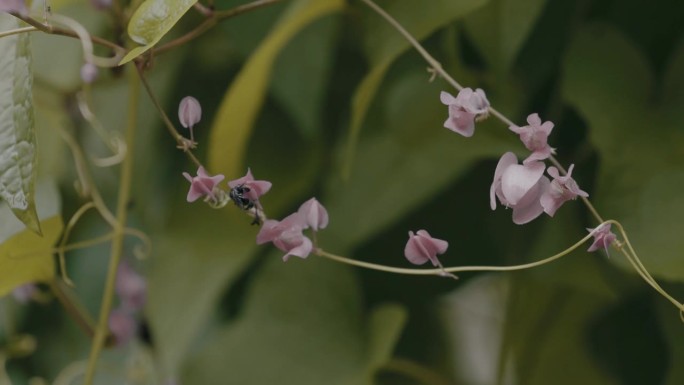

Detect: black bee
[229, 184, 261, 225]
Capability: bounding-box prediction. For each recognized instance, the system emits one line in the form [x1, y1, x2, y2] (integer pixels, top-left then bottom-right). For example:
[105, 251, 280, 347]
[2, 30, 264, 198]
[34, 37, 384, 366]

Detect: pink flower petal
[501, 161, 545, 205]
[298, 198, 329, 231]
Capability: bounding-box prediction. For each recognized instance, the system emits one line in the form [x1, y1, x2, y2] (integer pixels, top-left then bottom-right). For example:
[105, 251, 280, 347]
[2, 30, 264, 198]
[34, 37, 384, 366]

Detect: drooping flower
[404, 230, 449, 266]
[228, 168, 272, 202]
[298, 198, 328, 231]
[108, 308, 137, 347]
[440, 88, 490, 137]
[182, 166, 225, 203]
[115, 261, 147, 312]
[540, 164, 589, 216]
[587, 223, 617, 256]
[509, 113, 555, 163]
[178, 96, 202, 129]
[0, 0, 28, 15]
[490, 152, 549, 225]
[256, 213, 312, 261]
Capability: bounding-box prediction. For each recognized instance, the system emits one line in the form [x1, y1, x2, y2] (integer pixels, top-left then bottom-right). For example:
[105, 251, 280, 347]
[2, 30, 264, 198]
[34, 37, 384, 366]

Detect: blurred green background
[2, 0, 684, 383]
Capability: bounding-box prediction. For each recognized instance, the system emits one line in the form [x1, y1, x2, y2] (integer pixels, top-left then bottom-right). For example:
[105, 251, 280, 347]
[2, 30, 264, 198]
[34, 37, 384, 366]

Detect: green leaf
[119, 0, 197, 64]
[562, 24, 684, 281]
[0, 180, 61, 296]
[146, 204, 258, 374]
[463, 0, 548, 73]
[0, 14, 40, 234]
[271, 15, 339, 137]
[208, 0, 344, 179]
[326, 72, 511, 248]
[182, 256, 406, 385]
[343, 0, 489, 177]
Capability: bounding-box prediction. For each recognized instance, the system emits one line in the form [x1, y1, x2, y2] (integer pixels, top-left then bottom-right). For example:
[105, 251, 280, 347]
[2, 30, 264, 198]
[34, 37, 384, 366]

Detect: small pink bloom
[178, 96, 202, 129]
[587, 223, 617, 256]
[540, 164, 589, 216]
[490, 152, 549, 225]
[298, 198, 328, 231]
[0, 0, 28, 15]
[404, 230, 449, 266]
[228, 168, 272, 201]
[256, 213, 312, 261]
[509, 113, 555, 163]
[80, 63, 98, 83]
[440, 88, 490, 137]
[115, 261, 147, 312]
[109, 308, 137, 347]
[182, 166, 225, 203]
[12, 283, 37, 304]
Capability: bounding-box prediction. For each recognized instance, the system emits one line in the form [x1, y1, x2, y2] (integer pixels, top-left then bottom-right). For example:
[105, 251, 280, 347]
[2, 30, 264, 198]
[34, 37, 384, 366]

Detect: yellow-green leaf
[119, 0, 197, 64]
[207, 0, 344, 179]
[0, 14, 40, 234]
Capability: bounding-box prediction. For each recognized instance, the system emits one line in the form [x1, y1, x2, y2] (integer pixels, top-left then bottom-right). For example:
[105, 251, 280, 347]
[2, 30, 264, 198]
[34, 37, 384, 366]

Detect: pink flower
[115, 261, 147, 312]
[509, 113, 555, 164]
[178, 96, 202, 129]
[440, 88, 490, 137]
[490, 152, 549, 225]
[540, 165, 589, 216]
[12, 283, 37, 304]
[228, 168, 272, 202]
[80, 63, 98, 83]
[182, 167, 225, 203]
[0, 0, 28, 15]
[587, 223, 617, 256]
[109, 308, 137, 347]
[404, 230, 449, 266]
[298, 198, 328, 231]
[256, 213, 312, 261]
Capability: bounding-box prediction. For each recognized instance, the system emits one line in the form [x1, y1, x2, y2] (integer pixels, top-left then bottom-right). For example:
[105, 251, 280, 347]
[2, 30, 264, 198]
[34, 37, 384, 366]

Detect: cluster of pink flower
[108, 261, 147, 346]
[441, 88, 616, 254]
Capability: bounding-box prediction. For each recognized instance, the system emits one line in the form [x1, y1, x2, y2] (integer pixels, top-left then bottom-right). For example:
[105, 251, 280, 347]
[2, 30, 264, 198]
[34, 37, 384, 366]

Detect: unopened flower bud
[178, 96, 202, 129]
[80, 62, 99, 84]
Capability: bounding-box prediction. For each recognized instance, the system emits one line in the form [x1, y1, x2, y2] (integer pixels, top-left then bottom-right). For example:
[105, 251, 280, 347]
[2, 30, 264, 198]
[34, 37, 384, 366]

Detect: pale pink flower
[182, 167, 225, 203]
[228, 168, 272, 202]
[80, 63, 98, 83]
[587, 223, 617, 256]
[404, 230, 449, 266]
[178, 96, 202, 129]
[490, 152, 549, 225]
[115, 261, 147, 312]
[298, 198, 328, 231]
[540, 165, 589, 216]
[256, 213, 312, 261]
[440, 88, 490, 137]
[509, 113, 555, 164]
[0, 0, 28, 15]
[12, 283, 37, 304]
[109, 308, 137, 346]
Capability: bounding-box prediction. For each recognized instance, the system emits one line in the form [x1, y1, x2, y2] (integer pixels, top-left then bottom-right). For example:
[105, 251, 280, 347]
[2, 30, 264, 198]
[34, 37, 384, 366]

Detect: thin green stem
[316, 223, 607, 276]
[0, 26, 37, 39]
[49, 279, 113, 344]
[10, 13, 125, 54]
[136, 66, 202, 168]
[83, 68, 140, 385]
[153, 0, 284, 55]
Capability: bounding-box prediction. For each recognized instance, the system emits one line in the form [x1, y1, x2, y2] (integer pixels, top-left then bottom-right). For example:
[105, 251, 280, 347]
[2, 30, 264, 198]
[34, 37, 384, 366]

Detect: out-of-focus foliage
[1, 0, 683, 384]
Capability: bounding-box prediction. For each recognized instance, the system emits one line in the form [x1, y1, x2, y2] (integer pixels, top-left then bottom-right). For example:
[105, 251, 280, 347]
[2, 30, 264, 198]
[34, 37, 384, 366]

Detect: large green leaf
[0, 180, 61, 296]
[146, 204, 258, 375]
[207, 0, 344, 180]
[119, 0, 197, 64]
[182, 255, 406, 385]
[343, 0, 489, 177]
[0, 14, 40, 234]
[326, 72, 511, 248]
[463, 0, 548, 73]
[562, 25, 684, 281]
